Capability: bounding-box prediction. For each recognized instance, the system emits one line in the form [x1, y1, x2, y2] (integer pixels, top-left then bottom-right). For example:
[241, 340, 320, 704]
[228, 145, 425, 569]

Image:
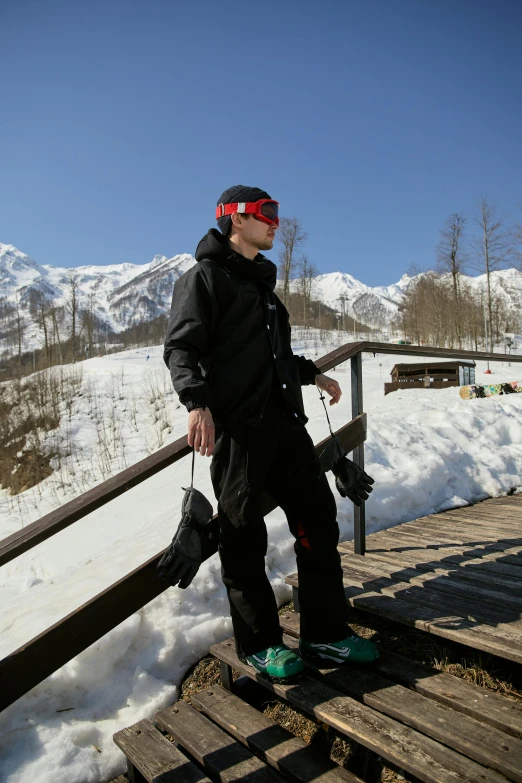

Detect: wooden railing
[1, 341, 521, 711]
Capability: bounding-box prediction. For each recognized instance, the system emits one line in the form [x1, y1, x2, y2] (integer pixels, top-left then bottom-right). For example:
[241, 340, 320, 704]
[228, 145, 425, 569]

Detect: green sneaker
[299, 633, 379, 664]
[245, 644, 304, 680]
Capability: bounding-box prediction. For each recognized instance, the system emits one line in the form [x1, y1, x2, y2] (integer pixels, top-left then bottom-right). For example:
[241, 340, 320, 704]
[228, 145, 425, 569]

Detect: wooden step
[279, 609, 522, 738]
[336, 554, 522, 617]
[285, 568, 522, 664]
[280, 634, 522, 782]
[355, 547, 522, 588]
[191, 684, 364, 783]
[155, 699, 285, 783]
[211, 638, 509, 783]
[113, 718, 211, 783]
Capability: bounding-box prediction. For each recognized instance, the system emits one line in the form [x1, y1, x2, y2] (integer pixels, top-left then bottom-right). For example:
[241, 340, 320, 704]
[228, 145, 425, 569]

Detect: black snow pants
[209, 391, 350, 658]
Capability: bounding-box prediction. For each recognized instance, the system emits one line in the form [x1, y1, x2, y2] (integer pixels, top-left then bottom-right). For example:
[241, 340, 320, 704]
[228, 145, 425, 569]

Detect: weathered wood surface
[113, 718, 211, 783]
[357, 547, 522, 589]
[287, 577, 522, 664]
[278, 634, 522, 781]
[336, 557, 522, 618]
[155, 699, 284, 783]
[280, 609, 522, 738]
[210, 639, 509, 783]
[192, 685, 364, 783]
[314, 497, 522, 664]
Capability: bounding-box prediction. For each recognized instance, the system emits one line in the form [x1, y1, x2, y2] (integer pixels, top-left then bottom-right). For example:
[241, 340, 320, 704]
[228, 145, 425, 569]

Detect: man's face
[237, 213, 278, 251]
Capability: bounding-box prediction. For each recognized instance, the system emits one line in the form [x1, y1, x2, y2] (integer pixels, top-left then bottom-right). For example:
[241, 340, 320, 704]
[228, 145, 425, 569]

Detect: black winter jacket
[163, 229, 319, 429]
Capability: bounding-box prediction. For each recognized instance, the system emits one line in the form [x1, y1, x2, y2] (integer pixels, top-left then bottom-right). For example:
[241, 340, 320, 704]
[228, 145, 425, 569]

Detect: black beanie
[216, 185, 271, 236]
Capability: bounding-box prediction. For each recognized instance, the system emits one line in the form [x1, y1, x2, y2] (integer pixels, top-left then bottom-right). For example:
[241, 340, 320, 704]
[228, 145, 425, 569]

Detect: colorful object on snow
[459, 380, 522, 400]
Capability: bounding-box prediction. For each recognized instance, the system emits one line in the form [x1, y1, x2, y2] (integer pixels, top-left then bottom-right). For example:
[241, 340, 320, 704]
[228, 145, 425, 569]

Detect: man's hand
[188, 408, 215, 457]
[315, 373, 342, 405]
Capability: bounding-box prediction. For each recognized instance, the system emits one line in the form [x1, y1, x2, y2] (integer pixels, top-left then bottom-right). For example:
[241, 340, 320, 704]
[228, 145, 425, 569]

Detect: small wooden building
[384, 360, 476, 395]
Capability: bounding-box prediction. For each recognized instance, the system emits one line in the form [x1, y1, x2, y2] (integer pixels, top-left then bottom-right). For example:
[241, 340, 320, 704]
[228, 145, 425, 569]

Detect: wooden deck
[114, 495, 522, 783]
[287, 495, 522, 665]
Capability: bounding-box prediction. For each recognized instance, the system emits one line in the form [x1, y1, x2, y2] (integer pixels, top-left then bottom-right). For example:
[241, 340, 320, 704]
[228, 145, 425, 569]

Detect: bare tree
[65, 271, 80, 362]
[436, 212, 467, 347]
[49, 304, 64, 365]
[83, 291, 97, 358]
[29, 291, 53, 365]
[276, 217, 307, 305]
[14, 295, 26, 370]
[470, 197, 512, 351]
[514, 206, 522, 268]
[297, 255, 318, 327]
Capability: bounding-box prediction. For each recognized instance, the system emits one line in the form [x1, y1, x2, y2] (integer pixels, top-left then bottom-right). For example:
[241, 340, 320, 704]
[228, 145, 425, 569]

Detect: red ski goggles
[216, 199, 280, 227]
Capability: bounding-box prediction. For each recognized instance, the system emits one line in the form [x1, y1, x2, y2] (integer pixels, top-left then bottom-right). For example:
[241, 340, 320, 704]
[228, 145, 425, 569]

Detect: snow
[1, 329, 522, 782]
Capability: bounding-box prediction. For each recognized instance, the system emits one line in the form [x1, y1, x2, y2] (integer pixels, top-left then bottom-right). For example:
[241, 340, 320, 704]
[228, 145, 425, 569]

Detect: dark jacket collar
[195, 228, 277, 292]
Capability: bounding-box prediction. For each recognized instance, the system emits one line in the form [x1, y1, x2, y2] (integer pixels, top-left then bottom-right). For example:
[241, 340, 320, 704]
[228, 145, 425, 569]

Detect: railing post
[351, 352, 366, 555]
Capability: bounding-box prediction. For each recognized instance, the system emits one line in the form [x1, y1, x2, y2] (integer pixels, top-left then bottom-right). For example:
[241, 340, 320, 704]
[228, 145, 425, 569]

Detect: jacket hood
[195, 228, 277, 292]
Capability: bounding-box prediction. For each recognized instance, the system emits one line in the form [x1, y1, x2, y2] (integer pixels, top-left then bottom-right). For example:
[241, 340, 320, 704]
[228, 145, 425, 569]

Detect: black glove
[332, 457, 375, 506]
[318, 435, 375, 506]
[157, 487, 218, 589]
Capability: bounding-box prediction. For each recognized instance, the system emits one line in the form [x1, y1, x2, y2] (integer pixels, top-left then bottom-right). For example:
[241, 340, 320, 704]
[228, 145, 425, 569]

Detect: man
[164, 185, 378, 680]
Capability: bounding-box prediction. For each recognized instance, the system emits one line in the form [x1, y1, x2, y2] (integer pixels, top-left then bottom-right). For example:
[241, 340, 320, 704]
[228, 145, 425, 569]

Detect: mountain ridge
[2, 242, 522, 340]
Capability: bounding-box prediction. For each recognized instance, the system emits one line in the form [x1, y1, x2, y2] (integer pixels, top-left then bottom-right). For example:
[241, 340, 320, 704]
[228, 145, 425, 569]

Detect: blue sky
[1, 0, 521, 286]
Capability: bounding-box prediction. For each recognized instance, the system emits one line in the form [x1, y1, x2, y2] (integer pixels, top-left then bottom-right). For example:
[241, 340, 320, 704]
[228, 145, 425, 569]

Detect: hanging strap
[190, 446, 195, 488]
[316, 385, 335, 438]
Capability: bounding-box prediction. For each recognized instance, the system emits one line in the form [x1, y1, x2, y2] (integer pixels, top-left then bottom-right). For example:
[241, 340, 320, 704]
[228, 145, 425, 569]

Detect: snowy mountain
[3, 241, 522, 343]
[0, 243, 194, 335]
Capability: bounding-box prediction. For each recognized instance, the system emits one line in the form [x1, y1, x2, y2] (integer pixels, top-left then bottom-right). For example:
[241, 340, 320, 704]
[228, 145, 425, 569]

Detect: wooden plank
[434, 514, 522, 532]
[192, 686, 364, 783]
[355, 549, 522, 595]
[340, 537, 522, 569]
[364, 545, 522, 581]
[342, 587, 522, 664]
[482, 498, 522, 507]
[338, 555, 522, 615]
[278, 610, 522, 739]
[279, 636, 522, 782]
[286, 571, 522, 663]
[418, 513, 522, 534]
[404, 510, 522, 531]
[113, 718, 211, 783]
[337, 561, 522, 631]
[367, 525, 522, 554]
[155, 699, 283, 783]
[210, 639, 509, 783]
[447, 506, 522, 519]
[384, 518, 521, 541]
[374, 649, 522, 740]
